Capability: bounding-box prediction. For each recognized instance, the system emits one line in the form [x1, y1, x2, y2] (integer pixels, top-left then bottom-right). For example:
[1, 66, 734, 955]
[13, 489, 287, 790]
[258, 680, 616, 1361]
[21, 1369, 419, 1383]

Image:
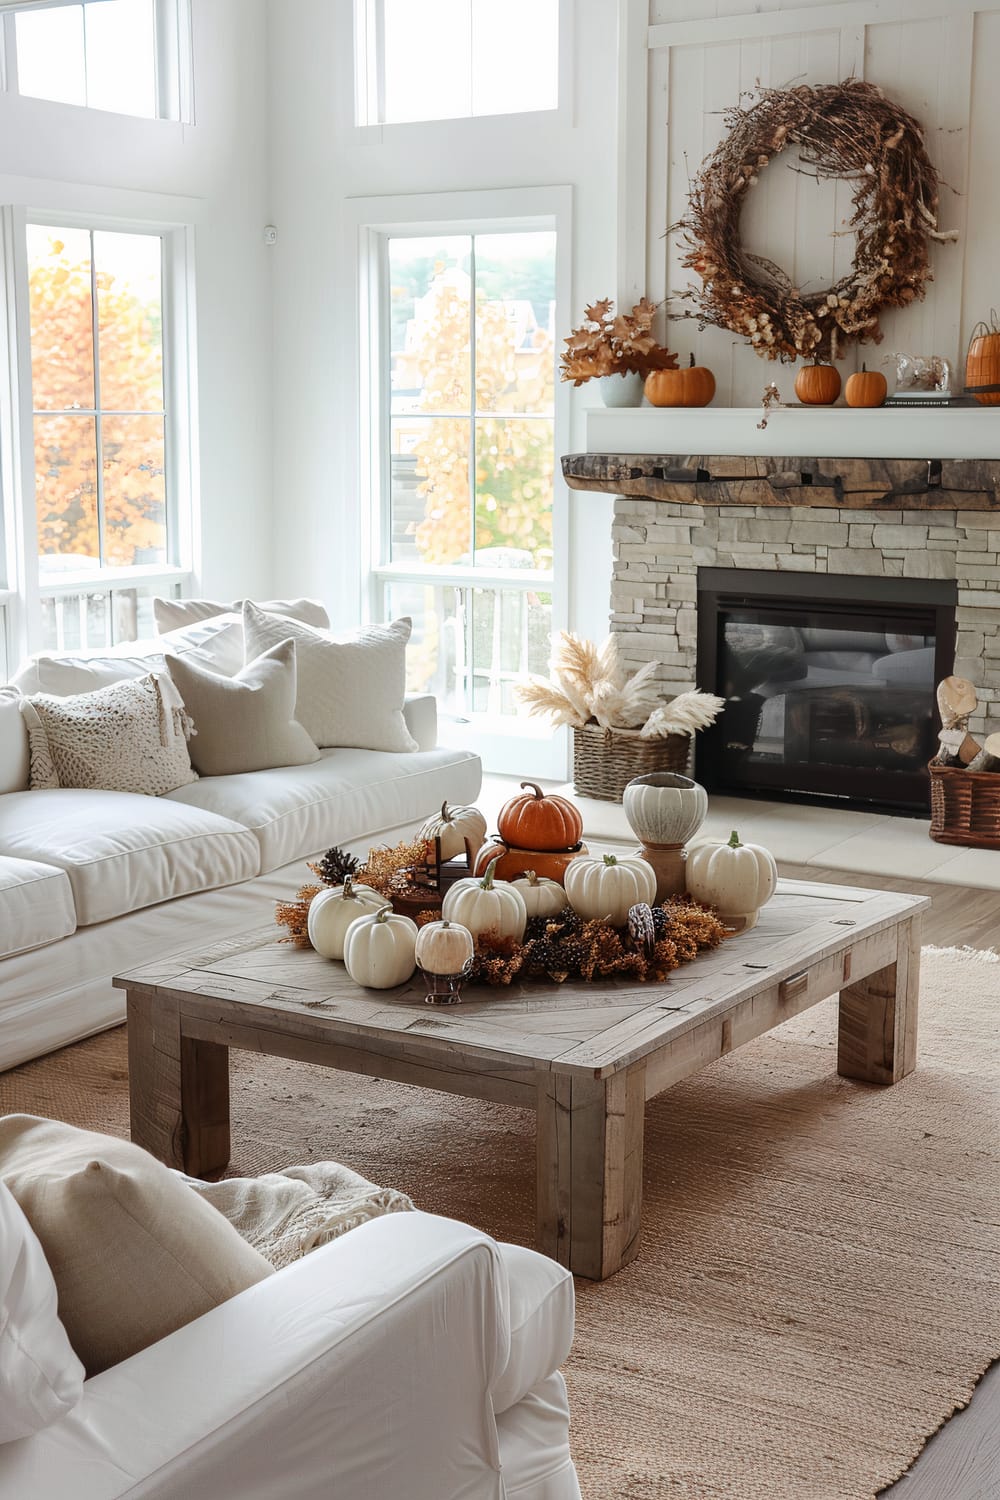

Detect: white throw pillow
[166, 638, 321, 776]
[21, 673, 197, 796]
[154, 596, 330, 634]
[0, 1179, 84, 1442]
[0, 689, 30, 794]
[242, 603, 418, 752]
[10, 614, 243, 696]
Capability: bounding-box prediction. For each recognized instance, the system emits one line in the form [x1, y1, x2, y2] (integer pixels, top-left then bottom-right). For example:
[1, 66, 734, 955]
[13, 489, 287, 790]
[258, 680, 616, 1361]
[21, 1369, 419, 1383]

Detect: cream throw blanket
[185, 1162, 415, 1269]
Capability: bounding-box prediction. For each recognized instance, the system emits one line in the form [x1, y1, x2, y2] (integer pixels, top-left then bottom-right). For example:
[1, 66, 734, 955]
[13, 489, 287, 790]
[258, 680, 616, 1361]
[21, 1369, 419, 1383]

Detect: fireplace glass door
[696, 571, 957, 813]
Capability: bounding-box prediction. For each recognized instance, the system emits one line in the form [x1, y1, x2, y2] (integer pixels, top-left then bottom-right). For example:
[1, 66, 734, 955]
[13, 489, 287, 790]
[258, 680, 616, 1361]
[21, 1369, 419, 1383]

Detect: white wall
[634, 0, 1000, 408]
[265, 0, 621, 653]
[0, 0, 273, 602]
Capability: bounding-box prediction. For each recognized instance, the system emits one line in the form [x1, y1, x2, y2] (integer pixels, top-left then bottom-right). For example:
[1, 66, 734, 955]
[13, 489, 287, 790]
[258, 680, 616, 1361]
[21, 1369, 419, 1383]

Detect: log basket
[928, 758, 1000, 848]
[573, 722, 693, 803]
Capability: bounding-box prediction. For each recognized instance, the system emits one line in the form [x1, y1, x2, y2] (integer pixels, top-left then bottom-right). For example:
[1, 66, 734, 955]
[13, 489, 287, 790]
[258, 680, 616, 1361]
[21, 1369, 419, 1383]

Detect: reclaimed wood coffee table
[117, 878, 928, 1280]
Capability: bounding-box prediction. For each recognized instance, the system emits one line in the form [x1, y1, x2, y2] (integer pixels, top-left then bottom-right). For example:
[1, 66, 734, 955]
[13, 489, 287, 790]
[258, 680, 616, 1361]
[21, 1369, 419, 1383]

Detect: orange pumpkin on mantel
[496, 782, 584, 852]
[644, 353, 716, 408]
[794, 361, 841, 406]
[844, 363, 887, 408]
[965, 315, 1000, 405]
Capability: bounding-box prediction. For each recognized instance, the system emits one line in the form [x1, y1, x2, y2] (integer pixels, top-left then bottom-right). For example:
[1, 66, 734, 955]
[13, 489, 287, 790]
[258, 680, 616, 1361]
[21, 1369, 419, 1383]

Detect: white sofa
[0, 633, 482, 1072]
[0, 1184, 582, 1499]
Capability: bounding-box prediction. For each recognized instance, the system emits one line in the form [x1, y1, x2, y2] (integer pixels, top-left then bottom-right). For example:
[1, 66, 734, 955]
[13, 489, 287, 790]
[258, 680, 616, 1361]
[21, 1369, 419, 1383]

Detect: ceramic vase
[622, 772, 709, 902]
[596, 371, 644, 407]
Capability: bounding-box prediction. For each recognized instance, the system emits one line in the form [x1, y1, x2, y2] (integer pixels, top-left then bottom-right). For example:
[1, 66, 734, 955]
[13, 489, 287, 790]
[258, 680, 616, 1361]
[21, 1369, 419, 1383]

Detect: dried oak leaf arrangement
[559, 297, 678, 385]
[515, 630, 724, 740]
[671, 79, 957, 363]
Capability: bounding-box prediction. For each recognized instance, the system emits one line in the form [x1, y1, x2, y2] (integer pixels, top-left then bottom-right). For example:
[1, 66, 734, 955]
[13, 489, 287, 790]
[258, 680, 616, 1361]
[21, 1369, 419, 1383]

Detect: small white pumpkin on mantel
[442, 856, 527, 943]
[307, 877, 388, 961]
[418, 800, 488, 863]
[511, 870, 569, 920]
[684, 829, 777, 933]
[563, 852, 657, 928]
[343, 905, 418, 989]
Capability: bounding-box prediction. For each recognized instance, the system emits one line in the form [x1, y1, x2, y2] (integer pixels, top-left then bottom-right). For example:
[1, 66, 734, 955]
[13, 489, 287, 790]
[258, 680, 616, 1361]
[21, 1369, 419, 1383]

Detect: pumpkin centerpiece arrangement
[794, 361, 841, 406]
[684, 830, 777, 934]
[474, 783, 588, 884]
[644, 352, 716, 408]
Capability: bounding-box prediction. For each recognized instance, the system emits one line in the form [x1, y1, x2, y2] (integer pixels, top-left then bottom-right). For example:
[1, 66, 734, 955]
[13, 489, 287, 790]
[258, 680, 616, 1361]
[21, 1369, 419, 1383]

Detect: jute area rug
[2, 944, 998, 1500]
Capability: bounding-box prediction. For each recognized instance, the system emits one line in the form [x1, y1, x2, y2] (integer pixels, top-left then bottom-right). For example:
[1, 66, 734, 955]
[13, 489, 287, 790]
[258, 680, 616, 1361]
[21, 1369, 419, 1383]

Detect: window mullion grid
[88, 228, 106, 571]
[466, 234, 477, 712]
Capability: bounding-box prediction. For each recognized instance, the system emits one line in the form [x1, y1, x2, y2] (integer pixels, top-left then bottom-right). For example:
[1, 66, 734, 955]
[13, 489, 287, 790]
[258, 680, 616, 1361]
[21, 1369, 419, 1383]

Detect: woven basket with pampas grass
[515, 633, 724, 802]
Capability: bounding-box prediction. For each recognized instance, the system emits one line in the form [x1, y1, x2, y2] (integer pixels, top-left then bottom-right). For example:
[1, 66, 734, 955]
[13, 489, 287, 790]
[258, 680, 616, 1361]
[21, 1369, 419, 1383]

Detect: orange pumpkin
[472, 838, 589, 886]
[644, 353, 716, 408]
[497, 782, 584, 851]
[965, 318, 1000, 405]
[794, 362, 841, 405]
[844, 363, 887, 408]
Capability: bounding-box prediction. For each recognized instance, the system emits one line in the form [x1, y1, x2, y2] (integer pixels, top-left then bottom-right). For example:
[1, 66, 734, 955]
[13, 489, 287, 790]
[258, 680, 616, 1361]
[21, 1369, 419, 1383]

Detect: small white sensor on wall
[263, 226, 278, 246]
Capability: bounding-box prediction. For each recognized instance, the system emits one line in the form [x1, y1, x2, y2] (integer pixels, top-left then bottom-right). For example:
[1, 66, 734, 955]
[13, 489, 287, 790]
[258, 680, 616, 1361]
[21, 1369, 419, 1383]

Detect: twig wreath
[672, 78, 957, 363]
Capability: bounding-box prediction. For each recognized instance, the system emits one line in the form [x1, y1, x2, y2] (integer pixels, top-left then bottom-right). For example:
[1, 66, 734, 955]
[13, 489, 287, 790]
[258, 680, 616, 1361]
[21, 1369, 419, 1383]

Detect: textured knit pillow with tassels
[20, 674, 197, 796]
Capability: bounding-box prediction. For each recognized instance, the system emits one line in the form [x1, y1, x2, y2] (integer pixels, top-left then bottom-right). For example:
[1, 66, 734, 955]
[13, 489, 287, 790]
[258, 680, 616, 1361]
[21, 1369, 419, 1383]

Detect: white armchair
[0, 1199, 581, 1500]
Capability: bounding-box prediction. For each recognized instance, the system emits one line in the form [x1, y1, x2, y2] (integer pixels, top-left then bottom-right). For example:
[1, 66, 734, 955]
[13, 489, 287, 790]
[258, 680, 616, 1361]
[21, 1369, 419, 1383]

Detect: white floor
[478, 775, 1000, 891]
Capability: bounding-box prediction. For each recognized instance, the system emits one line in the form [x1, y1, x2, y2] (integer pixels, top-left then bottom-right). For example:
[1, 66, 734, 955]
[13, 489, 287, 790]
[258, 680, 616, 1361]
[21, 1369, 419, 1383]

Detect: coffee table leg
[837, 916, 920, 1085]
[127, 989, 231, 1176]
[537, 1062, 645, 1280]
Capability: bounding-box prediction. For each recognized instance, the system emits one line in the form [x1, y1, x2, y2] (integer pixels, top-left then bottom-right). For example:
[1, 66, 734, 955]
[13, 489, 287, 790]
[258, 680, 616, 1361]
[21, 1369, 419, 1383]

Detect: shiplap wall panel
[644, 1, 992, 408]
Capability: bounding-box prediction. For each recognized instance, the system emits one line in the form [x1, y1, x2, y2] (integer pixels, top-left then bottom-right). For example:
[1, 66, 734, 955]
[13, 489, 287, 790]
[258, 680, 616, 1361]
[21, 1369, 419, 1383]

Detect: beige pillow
[0, 1116, 274, 1377]
[154, 596, 329, 634]
[166, 639, 321, 776]
[20, 673, 196, 796]
[242, 603, 418, 753]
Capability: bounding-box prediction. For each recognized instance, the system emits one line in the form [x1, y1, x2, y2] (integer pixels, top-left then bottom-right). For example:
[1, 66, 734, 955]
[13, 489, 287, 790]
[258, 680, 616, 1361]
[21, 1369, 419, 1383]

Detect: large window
[356, 0, 559, 125]
[5, 0, 190, 120]
[368, 213, 566, 771]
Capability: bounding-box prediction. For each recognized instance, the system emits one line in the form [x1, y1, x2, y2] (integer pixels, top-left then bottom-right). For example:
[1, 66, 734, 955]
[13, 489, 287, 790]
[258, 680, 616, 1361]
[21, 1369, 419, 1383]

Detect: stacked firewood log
[935, 677, 1000, 773]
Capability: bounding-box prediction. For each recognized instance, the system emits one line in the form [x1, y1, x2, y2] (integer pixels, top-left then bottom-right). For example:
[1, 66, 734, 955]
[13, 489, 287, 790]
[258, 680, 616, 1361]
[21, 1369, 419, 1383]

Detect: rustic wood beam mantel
[561, 453, 1000, 510]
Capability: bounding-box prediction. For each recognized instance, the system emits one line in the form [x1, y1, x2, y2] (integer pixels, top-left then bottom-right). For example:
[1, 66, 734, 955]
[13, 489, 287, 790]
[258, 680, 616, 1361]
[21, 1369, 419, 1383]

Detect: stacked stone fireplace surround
[585, 464, 1000, 743]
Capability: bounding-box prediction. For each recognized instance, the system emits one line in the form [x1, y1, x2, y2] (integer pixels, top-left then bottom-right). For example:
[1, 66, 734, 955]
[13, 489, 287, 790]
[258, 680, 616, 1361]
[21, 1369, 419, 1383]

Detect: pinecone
[313, 845, 360, 887]
[651, 906, 673, 940]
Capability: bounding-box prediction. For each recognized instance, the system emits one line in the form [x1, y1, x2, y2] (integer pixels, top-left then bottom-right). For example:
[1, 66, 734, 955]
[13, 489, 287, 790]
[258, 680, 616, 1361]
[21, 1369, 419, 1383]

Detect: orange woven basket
[927, 758, 1000, 849]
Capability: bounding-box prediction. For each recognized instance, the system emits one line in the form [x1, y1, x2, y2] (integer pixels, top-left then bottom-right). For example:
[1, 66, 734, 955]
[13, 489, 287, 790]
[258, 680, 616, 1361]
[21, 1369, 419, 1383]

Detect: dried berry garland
[672, 79, 957, 363]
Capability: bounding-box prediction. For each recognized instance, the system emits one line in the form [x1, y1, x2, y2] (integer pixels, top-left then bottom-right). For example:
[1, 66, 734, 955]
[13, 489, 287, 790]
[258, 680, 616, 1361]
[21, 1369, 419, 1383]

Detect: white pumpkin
[307, 878, 388, 960]
[343, 906, 418, 989]
[684, 829, 777, 931]
[415, 919, 475, 975]
[512, 870, 568, 919]
[441, 856, 527, 943]
[564, 852, 657, 927]
[418, 800, 488, 863]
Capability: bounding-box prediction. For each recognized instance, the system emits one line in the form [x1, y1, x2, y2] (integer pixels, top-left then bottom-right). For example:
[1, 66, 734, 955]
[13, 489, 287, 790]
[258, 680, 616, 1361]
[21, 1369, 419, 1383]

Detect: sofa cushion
[0, 790, 260, 925]
[21, 674, 197, 797]
[243, 604, 418, 753]
[0, 1116, 274, 1378]
[154, 595, 329, 634]
[492, 1243, 575, 1415]
[10, 614, 243, 696]
[166, 639, 321, 777]
[167, 745, 482, 872]
[0, 856, 76, 958]
[0, 1179, 84, 1442]
[0, 688, 29, 794]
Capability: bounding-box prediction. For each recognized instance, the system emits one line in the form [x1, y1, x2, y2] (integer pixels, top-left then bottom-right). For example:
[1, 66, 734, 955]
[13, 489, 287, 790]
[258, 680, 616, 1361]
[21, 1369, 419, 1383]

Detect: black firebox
[695, 569, 957, 814]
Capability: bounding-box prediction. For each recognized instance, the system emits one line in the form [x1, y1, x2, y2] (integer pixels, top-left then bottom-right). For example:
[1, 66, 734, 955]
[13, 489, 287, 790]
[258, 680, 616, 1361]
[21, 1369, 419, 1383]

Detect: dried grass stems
[672, 78, 956, 363]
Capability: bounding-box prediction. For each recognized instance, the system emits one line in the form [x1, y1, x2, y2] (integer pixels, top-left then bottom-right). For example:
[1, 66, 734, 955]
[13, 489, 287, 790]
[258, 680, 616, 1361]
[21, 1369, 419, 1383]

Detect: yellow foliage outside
[29, 232, 166, 570]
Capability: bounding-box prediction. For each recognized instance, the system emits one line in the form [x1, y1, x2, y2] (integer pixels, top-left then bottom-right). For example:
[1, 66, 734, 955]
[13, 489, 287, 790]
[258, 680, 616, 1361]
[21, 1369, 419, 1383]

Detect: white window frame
[0, 0, 193, 123]
[0, 205, 196, 662]
[348, 185, 572, 779]
[352, 0, 574, 133]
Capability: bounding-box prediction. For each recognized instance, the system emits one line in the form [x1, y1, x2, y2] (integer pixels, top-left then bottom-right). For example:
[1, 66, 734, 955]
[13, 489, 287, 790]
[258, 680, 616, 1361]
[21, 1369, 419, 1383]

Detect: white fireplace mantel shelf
[585, 405, 1000, 461]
